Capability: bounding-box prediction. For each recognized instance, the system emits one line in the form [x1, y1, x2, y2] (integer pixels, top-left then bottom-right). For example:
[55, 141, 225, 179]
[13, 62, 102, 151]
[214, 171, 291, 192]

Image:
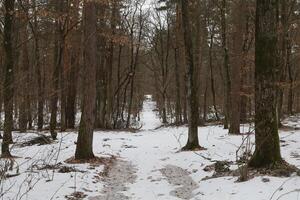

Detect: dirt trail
[89, 160, 137, 200]
[160, 165, 199, 199]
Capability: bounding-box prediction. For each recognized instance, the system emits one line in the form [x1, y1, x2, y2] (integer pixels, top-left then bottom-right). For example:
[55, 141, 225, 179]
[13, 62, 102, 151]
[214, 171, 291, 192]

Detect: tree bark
[50, 9, 64, 139]
[2, 0, 15, 157]
[287, 38, 294, 115]
[208, 30, 220, 121]
[229, 0, 244, 135]
[105, 1, 118, 129]
[249, 0, 283, 167]
[220, 0, 231, 129]
[181, 0, 201, 150]
[174, 47, 182, 125]
[19, 2, 30, 132]
[66, 0, 80, 129]
[75, 0, 97, 160]
[32, 0, 44, 130]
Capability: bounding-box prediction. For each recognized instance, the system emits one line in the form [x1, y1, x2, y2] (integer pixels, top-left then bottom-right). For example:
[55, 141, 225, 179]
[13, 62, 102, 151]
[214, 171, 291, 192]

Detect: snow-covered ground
[1, 97, 300, 200]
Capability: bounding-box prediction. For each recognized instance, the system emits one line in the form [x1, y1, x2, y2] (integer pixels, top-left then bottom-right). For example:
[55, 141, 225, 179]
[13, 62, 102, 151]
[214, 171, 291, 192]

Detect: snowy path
[2, 97, 300, 200]
[90, 96, 201, 200]
[139, 95, 161, 130]
[90, 160, 137, 200]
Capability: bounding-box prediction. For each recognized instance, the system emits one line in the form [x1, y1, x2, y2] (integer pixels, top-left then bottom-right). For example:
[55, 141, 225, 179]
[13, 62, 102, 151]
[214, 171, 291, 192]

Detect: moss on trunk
[249, 0, 283, 168]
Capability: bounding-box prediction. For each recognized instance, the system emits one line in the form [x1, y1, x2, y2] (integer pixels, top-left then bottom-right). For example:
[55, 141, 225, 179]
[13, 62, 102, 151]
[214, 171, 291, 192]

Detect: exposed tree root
[181, 143, 206, 151]
[65, 155, 116, 166]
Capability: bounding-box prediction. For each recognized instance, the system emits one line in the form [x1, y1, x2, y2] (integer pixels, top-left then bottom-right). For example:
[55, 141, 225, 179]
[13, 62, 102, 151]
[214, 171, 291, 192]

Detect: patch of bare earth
[202, 160, 300, 182]
[65, 156, 115, 166]
[160, 165, 199, 199]
[89, 159, 137, 200]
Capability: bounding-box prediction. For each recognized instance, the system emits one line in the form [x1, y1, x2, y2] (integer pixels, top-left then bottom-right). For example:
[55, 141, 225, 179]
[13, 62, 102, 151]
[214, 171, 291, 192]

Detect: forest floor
[1, 97, 300, 200]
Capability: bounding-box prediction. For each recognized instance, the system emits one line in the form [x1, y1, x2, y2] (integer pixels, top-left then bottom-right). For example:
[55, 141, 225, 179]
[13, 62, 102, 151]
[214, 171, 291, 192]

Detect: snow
[140, 95, 161, 130]
[1, 96, 300, 200]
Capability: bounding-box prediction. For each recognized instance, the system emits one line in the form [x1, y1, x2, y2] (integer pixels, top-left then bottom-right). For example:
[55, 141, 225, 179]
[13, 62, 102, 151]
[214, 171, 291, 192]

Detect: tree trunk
[209, 31, 220, 121]
[287, 36, 294, 115]
[105, 1, 118, 129]
[174, 47, 182, 125]
[277, 0, 289, 127]
[32, 0, 44, 130]
[174, 5, 184, 125]
[240, 75, 248, 123]
[229, 0, 244, 135]
[66, 52, 78, 129]
[203, 78, 208, 122]
[60, 76, 67, 131]
[2, 0, 15, 157]
[126, 7, 143, 129]
[95, 4, 107, 129]
[50, 11, 64, 140]
[181, 0, 201, 150]
[61, 42, 68, 131]
[249, 0, 282, 167]
[113, 45, 123, 128]
[19, 3, 30, 132]
[221, 0, 231, 129]
[66, 0, 80, 129]
[75, 0, 97, 160]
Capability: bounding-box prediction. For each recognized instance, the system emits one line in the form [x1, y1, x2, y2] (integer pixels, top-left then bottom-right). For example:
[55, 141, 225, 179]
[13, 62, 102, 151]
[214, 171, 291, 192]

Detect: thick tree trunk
[181, 0, 201, 150]
[66, 0, 80, 129]
[249, 0, 282, 167]
[75, 0, 97, 160]
[220, 0, 231, 129]
[2, 0, 15, 157]
[105, 1, 118, 129]
[19, 5, 30, 132]
[229, 0, 244, 135]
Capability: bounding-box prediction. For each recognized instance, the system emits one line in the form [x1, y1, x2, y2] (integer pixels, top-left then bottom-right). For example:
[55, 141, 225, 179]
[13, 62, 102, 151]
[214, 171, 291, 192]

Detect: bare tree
[229, 0, 245, 135]
[75, 0, 97, 160]
[249, 0, 282, 167]
[2, 0, 15, 157]
[18, 0, 30, 132]
[180, 0, 201, 150]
